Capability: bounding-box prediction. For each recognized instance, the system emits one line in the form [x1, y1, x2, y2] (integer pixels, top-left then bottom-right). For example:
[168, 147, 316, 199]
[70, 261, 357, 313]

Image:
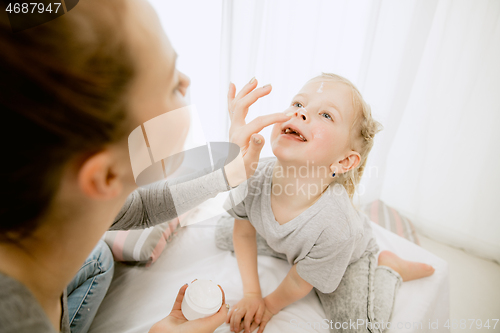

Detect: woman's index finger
[241, 113, 292, 138]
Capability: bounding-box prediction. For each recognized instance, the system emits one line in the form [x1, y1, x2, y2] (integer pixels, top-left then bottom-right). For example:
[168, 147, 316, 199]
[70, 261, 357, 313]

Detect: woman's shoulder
[0, 272, 56, 332]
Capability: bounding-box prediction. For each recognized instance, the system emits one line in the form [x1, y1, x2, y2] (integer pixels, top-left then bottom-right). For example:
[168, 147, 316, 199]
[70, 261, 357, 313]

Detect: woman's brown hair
[0, 0, 137, 241]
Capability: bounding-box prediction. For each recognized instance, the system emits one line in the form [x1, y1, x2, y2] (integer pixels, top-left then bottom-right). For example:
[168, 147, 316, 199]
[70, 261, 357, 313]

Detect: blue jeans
[66, 240, 114, 333]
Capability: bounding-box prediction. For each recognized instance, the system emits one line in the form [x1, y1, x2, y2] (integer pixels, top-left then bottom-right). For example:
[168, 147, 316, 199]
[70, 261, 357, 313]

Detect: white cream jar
[181, 279, 223, 320]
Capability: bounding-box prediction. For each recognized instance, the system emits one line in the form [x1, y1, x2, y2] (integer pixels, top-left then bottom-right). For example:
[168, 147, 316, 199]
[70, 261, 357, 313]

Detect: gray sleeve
[222, 179, 249, 220]
[110, 168, 230, 230]
[295, 228, 358, 294]
[222, 157, 274, 221]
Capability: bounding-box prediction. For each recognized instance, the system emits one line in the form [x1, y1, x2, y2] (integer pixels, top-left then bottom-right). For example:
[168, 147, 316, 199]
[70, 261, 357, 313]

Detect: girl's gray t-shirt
[224, 157, 379, 294]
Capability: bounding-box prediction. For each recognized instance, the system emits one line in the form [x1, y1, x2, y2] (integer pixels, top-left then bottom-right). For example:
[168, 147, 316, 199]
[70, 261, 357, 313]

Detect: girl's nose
[295, 107, 308, 122]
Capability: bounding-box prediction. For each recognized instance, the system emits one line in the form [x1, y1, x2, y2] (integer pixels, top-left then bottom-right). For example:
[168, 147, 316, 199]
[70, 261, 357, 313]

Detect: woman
[0, 0, 291, 332]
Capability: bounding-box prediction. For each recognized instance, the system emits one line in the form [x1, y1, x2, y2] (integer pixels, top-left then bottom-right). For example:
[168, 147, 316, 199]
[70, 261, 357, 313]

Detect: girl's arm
[233, 218, 261, 295]
[254, 264, 313, 333]
[264, 263, 313, 314]
[227, 218, 267, 333]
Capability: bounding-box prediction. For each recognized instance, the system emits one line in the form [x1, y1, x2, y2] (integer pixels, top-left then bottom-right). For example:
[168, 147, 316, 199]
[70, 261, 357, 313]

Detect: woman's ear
[78, 151, 123, 200]
[337, 151, 361, 174]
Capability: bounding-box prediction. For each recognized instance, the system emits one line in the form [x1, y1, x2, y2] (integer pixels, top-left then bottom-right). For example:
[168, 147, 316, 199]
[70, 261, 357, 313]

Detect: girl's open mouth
[281, 127, 307, 142]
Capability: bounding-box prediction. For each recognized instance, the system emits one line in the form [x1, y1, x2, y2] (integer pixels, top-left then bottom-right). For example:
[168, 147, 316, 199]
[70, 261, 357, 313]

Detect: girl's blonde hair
[315, 73, 383, 200]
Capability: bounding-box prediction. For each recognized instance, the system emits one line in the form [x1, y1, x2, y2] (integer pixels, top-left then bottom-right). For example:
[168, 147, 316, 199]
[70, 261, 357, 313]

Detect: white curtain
[150, 0, 500, 263]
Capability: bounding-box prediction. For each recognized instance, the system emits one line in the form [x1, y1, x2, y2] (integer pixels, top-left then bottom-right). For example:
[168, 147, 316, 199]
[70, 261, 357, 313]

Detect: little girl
[216, 73, 435, 333]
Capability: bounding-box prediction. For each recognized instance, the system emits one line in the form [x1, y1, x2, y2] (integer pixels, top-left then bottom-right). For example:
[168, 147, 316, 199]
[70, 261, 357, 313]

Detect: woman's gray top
[0, 168, 230, 333]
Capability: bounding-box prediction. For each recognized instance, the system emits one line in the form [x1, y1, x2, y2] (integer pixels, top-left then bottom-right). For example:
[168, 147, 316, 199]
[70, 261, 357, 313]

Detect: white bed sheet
[89, 200, 450, 333]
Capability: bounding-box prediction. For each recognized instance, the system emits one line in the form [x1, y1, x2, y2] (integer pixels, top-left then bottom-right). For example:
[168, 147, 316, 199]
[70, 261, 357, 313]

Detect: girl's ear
[78, 151, 123, 200]
[337, 151, 361, 174]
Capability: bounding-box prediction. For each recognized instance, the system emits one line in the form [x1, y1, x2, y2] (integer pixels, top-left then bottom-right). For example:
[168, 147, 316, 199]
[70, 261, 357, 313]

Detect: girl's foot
[378, 250, 435, 282]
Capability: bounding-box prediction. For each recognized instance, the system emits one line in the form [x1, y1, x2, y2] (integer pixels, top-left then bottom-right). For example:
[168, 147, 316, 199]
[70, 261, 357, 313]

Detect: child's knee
[93, 239, 114, 275]
[215, 216, 235, 251]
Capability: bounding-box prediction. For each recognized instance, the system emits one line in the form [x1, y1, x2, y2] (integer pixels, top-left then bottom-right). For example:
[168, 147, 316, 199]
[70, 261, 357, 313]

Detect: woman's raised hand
[149, 283, 229, 333]
[223, 78, 292, 187]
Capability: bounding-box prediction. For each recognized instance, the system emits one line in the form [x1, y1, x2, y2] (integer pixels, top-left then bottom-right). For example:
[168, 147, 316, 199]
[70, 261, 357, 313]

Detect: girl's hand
[256, 308, 274, 333]
[256, 297, 279, 333]
[149, 283, 229, 333]
[226, 292, 266, 333]
[224, 78, 292, 187]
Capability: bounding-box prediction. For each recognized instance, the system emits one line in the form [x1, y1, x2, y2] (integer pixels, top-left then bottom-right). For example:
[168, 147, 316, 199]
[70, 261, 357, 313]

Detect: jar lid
[185, 280, 223, 314]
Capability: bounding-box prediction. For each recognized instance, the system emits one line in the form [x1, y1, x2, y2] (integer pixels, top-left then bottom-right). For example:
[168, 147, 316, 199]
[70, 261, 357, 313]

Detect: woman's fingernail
[286, 112, 294, 116]
[226, 304, 230, 309]
[253, 136, 262, 144]
[249, 77, 256, 84]
[262, 84, 271, 88]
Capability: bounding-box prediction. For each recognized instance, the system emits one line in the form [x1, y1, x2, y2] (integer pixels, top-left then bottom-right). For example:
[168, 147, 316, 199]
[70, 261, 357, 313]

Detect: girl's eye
[321, 112, 333, 121]
[292, 102, 303, 108]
